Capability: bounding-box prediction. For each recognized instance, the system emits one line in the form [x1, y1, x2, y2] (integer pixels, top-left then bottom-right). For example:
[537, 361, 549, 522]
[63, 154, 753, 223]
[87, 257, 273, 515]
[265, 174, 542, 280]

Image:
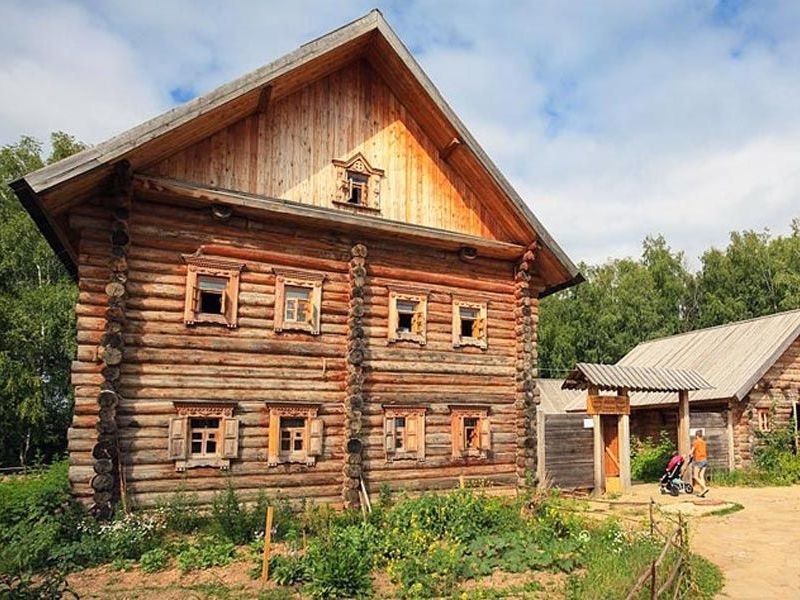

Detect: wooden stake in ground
[261, 506, 274, 583]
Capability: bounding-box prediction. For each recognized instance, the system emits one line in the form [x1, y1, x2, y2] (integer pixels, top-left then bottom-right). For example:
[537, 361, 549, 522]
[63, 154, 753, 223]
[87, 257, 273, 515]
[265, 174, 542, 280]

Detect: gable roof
[618, 309, 800, 406]
[561, 363, 712, 393]
[11, 9, 580, 295]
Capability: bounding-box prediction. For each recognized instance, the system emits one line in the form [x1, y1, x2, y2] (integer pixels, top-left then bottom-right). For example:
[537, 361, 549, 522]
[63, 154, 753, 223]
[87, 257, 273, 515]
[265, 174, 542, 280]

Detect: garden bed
[0, 463, 721, 599]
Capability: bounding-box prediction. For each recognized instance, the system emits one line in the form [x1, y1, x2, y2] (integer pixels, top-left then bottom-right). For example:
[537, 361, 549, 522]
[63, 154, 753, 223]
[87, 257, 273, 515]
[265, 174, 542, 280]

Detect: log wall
[733, 336, 800, 467]
[67, 194, 539, 507]
[147, 59, 515, 243]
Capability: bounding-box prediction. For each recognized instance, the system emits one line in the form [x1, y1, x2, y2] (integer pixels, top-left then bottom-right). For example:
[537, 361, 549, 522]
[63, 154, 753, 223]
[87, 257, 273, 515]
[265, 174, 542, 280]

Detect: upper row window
[182, 254, 245, 328]
[182, 256, 488, 348]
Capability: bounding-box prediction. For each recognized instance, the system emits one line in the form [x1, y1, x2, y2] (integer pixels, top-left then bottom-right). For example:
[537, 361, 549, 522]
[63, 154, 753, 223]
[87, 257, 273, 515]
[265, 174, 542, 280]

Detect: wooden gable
[147, 60, 515, 242]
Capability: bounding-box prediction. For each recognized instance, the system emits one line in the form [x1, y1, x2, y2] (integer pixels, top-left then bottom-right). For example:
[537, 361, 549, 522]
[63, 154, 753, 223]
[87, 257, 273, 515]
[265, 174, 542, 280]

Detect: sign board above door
[586, 395, 630, 416]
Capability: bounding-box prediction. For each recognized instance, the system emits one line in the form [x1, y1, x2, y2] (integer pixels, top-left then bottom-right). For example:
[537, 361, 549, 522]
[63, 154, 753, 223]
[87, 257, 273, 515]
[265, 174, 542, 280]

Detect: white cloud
[1, 0, 798, 268]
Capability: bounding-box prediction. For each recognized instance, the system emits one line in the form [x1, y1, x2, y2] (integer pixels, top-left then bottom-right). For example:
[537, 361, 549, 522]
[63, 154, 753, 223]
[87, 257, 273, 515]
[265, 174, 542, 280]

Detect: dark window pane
[191, 441, 202, 453]
[347, 172, 369, 205]
[460, 318, 475, 338]
[398, 312, 413, 332]
[199, 291, 223, 314]
[206, 440, 216, 454]
[294, 438, 303, 451]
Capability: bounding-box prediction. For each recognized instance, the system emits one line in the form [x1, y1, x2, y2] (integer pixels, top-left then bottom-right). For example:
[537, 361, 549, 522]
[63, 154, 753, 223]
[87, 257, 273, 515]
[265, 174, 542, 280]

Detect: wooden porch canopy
[561, 363, 712, 495]
[561, 363, 712, 393]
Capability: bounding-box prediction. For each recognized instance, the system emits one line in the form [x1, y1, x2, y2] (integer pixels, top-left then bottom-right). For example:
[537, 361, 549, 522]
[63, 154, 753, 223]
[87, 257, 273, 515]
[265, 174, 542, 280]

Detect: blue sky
[1, 0, 798, 267]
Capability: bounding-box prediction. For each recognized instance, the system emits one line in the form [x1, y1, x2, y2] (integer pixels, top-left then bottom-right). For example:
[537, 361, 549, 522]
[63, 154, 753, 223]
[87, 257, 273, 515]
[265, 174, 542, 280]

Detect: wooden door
[601, 415, 620, 477]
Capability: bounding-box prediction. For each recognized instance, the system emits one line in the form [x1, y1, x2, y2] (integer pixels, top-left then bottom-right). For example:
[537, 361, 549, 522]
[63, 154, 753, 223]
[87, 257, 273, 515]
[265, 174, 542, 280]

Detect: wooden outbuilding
[616, 309, 800, 471]
[11, 11, 581, 515]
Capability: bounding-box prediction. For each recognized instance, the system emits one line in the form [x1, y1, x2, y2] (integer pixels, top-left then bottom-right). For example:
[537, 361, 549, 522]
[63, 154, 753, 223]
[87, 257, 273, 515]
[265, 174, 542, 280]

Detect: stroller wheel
[685, 483, 694, 495]
[669, 485, 680, 497]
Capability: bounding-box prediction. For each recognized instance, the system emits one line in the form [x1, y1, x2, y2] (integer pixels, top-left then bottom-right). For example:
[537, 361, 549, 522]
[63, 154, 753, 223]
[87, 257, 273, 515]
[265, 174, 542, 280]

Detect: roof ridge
[634, 307, 800, 346]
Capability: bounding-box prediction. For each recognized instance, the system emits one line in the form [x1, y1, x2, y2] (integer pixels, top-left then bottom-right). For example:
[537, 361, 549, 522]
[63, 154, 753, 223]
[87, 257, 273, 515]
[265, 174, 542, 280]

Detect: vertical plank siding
[66, 196, 533, 507]
[147, 60, 515, 243]
[542, 414, 594, 489]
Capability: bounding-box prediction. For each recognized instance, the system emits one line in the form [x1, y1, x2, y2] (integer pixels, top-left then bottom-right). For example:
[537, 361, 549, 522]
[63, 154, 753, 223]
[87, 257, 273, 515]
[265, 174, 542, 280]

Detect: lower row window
[268, 406, 324, 466]
[169, 403, 493, 470]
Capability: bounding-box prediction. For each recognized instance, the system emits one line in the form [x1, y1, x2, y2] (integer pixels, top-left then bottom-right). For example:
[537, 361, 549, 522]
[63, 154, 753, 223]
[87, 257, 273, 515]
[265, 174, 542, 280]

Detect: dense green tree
[0, 133, 84, 466]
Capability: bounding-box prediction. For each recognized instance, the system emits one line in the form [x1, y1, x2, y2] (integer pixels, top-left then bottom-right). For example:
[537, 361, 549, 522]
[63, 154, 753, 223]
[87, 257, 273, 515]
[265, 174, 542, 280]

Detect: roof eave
[9, 178, 78, 281]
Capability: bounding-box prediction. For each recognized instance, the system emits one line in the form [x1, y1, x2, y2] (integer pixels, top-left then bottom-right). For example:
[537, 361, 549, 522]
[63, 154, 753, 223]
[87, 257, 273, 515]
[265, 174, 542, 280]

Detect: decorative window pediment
[332, 153, 384, 212]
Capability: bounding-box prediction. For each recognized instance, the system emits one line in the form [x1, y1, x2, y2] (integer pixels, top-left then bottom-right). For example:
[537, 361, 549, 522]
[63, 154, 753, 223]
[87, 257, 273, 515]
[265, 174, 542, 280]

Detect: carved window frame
[182, 253, 245, 328]
[388, 287, 428, 345]
[273, 269, 325, 335]
[452, 298, 489, 349]
[450, 405, 492, 459]
[168, 401, 239, 471]
[267, 404, 323, 467]
[332, 153, 384, 213]
[383, 406, 426, 462]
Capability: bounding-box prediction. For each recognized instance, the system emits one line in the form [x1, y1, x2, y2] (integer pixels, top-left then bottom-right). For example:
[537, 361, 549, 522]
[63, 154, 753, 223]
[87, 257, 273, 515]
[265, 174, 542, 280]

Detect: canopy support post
[678, 390, 690, 482]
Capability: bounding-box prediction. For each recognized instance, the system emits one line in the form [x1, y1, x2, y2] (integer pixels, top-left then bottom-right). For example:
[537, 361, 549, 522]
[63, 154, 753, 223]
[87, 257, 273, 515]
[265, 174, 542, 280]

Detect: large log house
[12, 10, 580, 516]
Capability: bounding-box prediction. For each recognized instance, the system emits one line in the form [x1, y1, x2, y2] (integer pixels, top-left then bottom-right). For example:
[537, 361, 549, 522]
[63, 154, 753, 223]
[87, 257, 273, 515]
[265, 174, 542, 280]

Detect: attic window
[333, 153, 384, 212]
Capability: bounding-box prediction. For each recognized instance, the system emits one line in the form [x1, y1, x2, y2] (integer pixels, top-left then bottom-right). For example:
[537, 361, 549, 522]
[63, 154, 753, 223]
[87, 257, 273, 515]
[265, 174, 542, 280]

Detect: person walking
[690, 430, 709, 497]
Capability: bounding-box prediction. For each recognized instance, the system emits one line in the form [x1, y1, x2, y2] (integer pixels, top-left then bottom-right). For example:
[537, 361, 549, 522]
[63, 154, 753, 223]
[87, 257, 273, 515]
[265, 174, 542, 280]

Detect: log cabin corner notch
[12, 10, 582, 510]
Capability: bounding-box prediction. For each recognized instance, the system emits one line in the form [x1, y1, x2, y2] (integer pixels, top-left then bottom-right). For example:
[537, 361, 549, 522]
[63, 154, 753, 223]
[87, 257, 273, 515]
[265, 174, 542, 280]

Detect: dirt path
[629, 484, 800, 599]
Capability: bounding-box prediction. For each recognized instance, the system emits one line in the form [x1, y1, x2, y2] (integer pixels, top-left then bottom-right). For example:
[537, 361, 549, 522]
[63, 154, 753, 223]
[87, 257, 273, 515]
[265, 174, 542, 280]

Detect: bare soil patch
[628, 483, 800, 599]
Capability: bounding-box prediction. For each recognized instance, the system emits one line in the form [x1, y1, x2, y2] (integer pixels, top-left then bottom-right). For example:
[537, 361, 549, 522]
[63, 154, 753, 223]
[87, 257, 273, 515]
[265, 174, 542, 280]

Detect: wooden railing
[625, 501, 689, 600]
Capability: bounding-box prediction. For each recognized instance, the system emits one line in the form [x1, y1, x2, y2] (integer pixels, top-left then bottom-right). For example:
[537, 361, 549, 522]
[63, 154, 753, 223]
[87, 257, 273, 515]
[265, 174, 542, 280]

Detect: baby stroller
[659, 454, 694, 496]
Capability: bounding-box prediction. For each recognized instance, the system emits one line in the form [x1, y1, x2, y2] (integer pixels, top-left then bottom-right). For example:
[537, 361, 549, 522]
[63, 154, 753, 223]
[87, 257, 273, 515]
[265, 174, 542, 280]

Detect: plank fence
[625, 500, 689, 600]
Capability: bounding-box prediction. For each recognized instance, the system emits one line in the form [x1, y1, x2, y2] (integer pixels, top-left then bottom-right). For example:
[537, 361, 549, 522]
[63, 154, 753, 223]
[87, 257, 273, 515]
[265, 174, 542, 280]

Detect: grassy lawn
[0, 463, 722, 599]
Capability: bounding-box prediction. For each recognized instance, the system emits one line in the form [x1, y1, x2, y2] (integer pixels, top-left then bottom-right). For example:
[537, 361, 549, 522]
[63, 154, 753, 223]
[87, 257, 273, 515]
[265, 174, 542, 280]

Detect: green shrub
[210, 483, 268, 545]
[140, 547, 170, 573]
[110, 557, 135, 572]
[378, 488, 521, 562]
[270, 553, 310, 586]
[54, 511, 167, 569]
[158, 487, 206, 534]
[388, 539, 469, 599]
[0, 461, 85, 574]
[304, 523, 375, 599]
[631, 431, 676, 482]
[716, 422, 800, 487]
[176, 538, 236, 573]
